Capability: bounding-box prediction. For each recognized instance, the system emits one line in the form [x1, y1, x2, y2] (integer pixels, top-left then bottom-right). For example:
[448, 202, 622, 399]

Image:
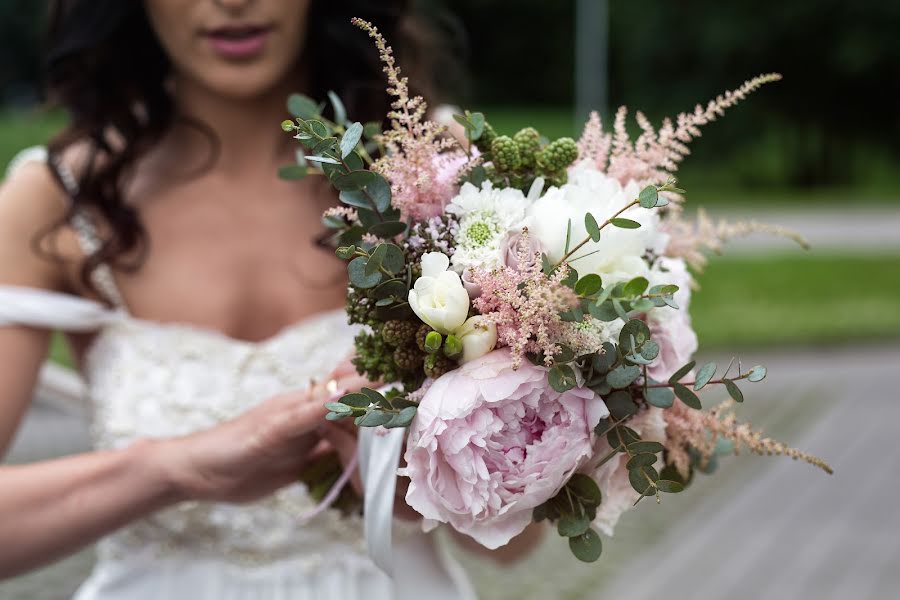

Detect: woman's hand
[155, 366, 371, 504]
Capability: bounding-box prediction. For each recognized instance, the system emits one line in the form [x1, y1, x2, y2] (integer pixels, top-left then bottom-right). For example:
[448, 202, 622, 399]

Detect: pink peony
[401, 349, 608, 548]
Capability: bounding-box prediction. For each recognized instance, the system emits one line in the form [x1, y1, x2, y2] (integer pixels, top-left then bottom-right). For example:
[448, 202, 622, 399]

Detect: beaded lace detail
[84, 311, 382, 567]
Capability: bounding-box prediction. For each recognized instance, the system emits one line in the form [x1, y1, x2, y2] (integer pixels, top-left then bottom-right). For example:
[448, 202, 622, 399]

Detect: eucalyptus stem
[554, 200, 639, 268]
[643, 371, 754, 389]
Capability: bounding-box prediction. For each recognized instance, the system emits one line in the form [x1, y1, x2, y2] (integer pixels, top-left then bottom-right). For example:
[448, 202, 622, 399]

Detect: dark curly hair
[42, 0, 453, 297]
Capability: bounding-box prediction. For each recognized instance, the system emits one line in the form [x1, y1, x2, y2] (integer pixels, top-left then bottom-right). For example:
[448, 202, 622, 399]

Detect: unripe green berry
[281, 119, 295, 132]
[513, 127, 541, 168]
[537, 137, 578, 173]
[475, 122, 497, 152]
[491, 135, 521, 172]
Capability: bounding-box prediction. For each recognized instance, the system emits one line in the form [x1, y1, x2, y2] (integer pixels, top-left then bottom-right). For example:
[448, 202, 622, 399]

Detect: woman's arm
[0, 164, 372, 578]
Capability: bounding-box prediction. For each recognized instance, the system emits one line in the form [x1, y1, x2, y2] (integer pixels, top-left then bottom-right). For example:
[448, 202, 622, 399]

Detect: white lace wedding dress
[0, 149, 476, 599]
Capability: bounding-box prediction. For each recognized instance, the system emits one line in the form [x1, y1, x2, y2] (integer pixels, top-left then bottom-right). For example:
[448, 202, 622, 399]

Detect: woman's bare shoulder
[0, 155, 76, 290]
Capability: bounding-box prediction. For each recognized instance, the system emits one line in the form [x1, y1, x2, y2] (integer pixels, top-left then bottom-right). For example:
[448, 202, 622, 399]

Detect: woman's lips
[205, 25, 272, 60]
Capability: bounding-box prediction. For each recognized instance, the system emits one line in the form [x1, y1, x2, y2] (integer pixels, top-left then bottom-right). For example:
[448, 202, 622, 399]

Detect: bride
[0, 1, 541, 597]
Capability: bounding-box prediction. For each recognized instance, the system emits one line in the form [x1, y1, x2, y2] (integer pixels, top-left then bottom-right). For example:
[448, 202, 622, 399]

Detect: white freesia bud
[456, 315, 498, 363]
[408, 252, 471, 334]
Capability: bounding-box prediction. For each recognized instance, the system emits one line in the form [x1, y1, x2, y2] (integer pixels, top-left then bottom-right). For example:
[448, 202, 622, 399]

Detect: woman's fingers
[319, 423, 363, 494]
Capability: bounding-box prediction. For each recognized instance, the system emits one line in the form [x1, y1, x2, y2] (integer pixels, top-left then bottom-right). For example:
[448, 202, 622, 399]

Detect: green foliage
[325, 386, 419, 429]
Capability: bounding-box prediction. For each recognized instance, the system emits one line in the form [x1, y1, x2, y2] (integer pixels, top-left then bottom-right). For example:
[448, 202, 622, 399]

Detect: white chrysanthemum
[446, 181, 529, 273]
[527, 161, 669, 282]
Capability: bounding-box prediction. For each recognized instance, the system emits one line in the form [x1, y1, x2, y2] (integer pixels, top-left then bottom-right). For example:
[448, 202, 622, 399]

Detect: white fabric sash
[358, 426, 407, 576]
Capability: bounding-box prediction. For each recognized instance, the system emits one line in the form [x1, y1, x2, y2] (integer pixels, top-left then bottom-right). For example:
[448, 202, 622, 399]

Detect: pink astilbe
[470, 234, 578, 369]
[577, 74, 782, 190]
[352, 18, 470, 222]
[664, 399, 832, 479]
[664, 207, 809, 272]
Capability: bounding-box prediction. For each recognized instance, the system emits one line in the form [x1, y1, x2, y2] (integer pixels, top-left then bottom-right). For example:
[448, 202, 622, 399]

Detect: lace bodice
[84, 309, 370, 568]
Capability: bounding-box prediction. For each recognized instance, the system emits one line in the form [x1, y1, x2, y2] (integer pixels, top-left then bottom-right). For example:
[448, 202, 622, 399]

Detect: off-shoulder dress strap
[0, 285, 116, 332]
[5, 146, 129, 312]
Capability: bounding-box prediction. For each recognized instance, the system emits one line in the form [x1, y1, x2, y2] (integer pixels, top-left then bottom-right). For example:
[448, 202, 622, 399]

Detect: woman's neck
[168, 74, 298, 176]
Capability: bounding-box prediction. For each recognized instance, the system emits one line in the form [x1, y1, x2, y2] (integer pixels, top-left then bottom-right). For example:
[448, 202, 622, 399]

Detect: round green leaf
[364, 174, 392, 213]
[606, 364, 641, 389]
[348, 256, 382, 289]
[645, 384, 675, 408]
[380, 244, 405, 274]
[628, 465, 659, 496]
[567, 474, 602, 505]
[619, 319, 650, 353]
[334, 170, 377, 192]
[748, 365, 767, 382]
[558, 513, 591, 538]
[549, 364, 577, 392]
[339, 393, 371, 408]
[605, 390, 638, 419]
[639, 185, 659, 209]
[324, 402, 352, 414]
[694, 362, 717, 391]
[384, 406, 417, 428]
[626, 453, 658, 470]
[287, 94, 318, 118]
[627, 441, 665, 454]
[367, 221, 407, 238]
[668, 360, 696, 385]
[575, 274, 603, 297]
[568, 529, 602, 562]
[623, 276, 649, 298]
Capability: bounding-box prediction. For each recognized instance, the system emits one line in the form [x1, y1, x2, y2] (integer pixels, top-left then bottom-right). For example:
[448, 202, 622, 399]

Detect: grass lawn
[691, 253, 900, 348]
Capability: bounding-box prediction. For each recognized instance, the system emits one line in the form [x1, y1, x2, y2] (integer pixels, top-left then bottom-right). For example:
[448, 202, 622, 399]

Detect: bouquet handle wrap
[358, 425, 407, 576]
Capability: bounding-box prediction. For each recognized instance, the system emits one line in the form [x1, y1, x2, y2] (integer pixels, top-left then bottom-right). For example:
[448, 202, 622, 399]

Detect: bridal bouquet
[280, 19, 831, 563]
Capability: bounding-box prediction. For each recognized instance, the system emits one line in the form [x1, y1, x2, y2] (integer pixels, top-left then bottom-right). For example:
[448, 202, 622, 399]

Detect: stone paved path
[2, 344, 898, 599]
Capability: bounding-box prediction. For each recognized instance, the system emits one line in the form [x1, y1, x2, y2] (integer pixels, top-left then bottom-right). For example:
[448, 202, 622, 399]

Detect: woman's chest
[115, 176, 346, 340]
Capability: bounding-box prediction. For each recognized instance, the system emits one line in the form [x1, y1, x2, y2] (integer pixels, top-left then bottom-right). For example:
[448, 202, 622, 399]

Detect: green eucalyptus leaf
[574, 274, 603, 297]
[656, 480, 685, 493]
[549, 364, 577, 392]
[340, 122, 364, 159]
[627, 441, 665, 454]
[694, 362, 717, 391]
[748, 365, 767, 382]
[339, 393, 371, 408]
[384, 406, 417, 428]
[724, 379, 744, 403]
[364, 175, 392, 213]
[348, 256, 381, 289]
[339, 190, 374, 211]
[287, 94, 318, 119]
[628, 465, 659, 496]
[326, 411, 348, 421]
[673, 383, 702, 409]
[356, 411, 393, 427]
[324, 402, 352, 414]
[631, 297, 655, 312]
[639, 185, 659, 209]
[645, 384, 675, 408]
[584, 213, 601, 242]
[588, 300, 618, 322]
[278, 164, 308, 180]
[569, 529, 602, 563]
[640, 340, 660, 361]
[366, 244, 387, 276]
[619, 319, 650, 353]
[380, 244, 405, 274]
[558, 513, 591, 538]
[607, 426, 640, 451]
[623, 277, 649, 298]
[592, 343, 617, 373]
[607, 364, 641, 389]
[368, 221, 407, 238]
[327, 90, 347, 125]
[307, 120, 329, 138]
[567, 474, 602, 505]
[311, 137, 337, 155]
[605, 390, 638, 419]
[626, 453, 658, 470]
[610, 217, 641, 229]
[305, 155, 341, 165]
[334, 170, 377, 192]
[668, 361, 696, 385]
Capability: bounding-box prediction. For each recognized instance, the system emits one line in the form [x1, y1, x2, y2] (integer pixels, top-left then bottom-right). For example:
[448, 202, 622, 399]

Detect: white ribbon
[358, 426, 407, 576]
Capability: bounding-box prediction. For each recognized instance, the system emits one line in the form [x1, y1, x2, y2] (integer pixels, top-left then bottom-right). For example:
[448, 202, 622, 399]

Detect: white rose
[456, 315, 498, 363]
[408, 252, 470, 334]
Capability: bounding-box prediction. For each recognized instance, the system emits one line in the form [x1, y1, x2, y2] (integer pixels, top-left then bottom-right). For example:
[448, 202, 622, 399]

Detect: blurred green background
[1, 0, 898, 358]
